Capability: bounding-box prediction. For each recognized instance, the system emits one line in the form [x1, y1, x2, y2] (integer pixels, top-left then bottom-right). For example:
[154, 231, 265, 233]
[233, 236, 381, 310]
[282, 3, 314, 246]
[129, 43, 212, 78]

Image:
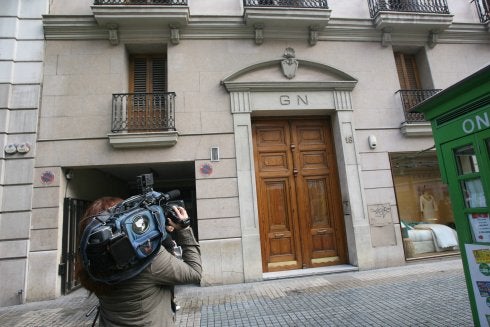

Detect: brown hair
[75, 196, 123, 295]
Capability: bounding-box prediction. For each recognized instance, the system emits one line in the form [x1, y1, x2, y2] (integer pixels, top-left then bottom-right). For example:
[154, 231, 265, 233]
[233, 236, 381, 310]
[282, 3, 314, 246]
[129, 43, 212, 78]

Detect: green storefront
[414, 64, 490, 326]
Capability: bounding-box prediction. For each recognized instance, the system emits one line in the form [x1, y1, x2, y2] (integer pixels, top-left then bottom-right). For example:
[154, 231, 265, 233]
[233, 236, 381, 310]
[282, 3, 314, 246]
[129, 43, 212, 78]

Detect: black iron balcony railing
[367, 0, 449, 17]
[94, 0, 187, 5]
[474, 0, 490, 23]
[397, 89, 441, 122]
[112, 93, 176, 133]
[243, 0, 328, 8]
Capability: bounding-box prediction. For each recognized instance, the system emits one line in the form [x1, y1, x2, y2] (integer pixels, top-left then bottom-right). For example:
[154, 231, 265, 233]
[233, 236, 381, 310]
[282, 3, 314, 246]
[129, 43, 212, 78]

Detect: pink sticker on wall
[41, 171, 55, 185]
[200, 163, 213, 176]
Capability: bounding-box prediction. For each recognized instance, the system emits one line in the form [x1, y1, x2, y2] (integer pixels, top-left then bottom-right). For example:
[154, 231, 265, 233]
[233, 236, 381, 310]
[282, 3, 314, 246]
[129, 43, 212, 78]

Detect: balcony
[398, 89, 441, 136]
[91, 0, 189, 35]
[108, 92, 178, 148]
[243, 0, 328, 8]
[367, 0, 453, 46]
[474, 0, 490, 25]
[368, 0, 449, 16]
[94, 0, 187, 4]
[243, 0, 331, 45]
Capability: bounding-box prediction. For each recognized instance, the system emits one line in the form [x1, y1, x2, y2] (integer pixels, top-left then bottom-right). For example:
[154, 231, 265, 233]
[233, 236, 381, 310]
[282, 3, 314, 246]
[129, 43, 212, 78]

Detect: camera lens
[132, 215, 150, 234]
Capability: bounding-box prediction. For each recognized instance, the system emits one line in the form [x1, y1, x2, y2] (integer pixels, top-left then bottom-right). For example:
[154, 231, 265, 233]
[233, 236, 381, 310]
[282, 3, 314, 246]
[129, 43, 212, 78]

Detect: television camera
[79, 173, 189, 284]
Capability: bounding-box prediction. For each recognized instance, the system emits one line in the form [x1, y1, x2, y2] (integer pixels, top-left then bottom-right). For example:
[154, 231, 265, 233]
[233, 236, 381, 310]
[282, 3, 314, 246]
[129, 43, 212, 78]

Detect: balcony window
[109, 53, 177, 148]
[394, 52, 440, 123]
[111, 55, 174, 133]
[474, 0, 490, 23]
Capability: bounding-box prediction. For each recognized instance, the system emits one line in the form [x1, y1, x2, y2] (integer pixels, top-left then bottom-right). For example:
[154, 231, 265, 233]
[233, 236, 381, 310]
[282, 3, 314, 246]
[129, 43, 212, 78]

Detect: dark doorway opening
[60, 162, 197, 294]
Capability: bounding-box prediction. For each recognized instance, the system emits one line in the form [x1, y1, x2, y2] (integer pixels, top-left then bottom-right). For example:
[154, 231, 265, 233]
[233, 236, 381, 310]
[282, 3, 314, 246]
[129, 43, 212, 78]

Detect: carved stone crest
[281, 47, 298, 79]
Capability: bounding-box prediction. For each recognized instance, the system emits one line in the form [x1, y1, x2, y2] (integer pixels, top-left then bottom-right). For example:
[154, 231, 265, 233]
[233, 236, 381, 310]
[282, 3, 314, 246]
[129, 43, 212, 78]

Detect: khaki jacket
[97, 228, 201, 326]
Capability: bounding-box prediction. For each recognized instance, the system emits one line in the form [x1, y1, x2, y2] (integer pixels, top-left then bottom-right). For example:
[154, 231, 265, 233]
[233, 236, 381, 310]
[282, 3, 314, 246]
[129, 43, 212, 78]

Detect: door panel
[306, 177, 337, 260]
[292, 120, 345, 267]
[262, 178, 299, 268]
[254, 120, 302, 271]
[253, 118, 347, 272]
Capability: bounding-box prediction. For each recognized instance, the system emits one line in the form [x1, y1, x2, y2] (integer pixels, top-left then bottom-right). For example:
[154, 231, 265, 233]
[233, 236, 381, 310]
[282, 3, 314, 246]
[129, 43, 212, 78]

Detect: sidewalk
[0, 257, 473, 327]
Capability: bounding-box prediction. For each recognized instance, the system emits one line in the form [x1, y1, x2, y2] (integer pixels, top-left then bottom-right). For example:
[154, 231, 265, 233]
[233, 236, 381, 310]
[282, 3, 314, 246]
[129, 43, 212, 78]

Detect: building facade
[0, 0, 50, 306]
[1, 0, 490, 306]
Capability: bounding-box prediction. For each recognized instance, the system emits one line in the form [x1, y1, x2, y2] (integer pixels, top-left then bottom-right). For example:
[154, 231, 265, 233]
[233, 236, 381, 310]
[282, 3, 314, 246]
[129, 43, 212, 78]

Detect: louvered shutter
[129, 54, 167, 131]
[130, 55, 166, 93]
[394, 52, 421, 90]
[133, 58, 148, 93]
[151, 58, 166, 93]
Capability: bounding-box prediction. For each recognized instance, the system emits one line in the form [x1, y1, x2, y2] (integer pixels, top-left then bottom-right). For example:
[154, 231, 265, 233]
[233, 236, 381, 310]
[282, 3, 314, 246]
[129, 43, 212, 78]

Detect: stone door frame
[221, 58, 369, 282]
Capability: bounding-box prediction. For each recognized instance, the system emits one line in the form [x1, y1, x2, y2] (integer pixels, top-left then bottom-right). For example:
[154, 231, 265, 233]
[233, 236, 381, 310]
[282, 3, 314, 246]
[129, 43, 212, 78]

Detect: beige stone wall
[36, 35, 490, 287]
[0, 0, 49, 306]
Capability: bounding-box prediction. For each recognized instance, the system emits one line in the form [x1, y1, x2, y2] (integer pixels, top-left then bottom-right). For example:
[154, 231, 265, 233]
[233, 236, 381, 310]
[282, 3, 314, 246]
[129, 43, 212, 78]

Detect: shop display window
[390, 151, 460, 259]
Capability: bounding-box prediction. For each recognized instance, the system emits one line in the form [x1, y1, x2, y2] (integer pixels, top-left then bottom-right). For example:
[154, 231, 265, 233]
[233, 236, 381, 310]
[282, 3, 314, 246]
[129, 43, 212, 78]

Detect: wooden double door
[252, 118, 347, 272]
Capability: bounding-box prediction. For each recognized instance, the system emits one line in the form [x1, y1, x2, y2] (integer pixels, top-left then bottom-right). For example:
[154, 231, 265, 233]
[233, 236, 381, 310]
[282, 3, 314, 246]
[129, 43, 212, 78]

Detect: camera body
[136, 173, 191, 229]
[163, 200, 191, 229]
[136, 174, 191, 228]
[80, 173, 189, 284]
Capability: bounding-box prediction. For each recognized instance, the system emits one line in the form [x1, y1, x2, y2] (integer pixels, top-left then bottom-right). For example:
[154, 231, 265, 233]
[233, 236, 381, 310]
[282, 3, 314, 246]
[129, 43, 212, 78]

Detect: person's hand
[167, 206, 189, 231]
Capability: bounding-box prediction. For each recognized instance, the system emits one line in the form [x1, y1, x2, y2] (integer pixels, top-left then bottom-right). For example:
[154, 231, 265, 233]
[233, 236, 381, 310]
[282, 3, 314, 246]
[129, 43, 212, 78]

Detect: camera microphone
[162, 189, 180, 201]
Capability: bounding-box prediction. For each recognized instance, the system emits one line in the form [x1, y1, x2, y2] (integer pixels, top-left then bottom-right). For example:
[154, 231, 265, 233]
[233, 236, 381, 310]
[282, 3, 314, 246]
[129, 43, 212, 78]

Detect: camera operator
[76, 196, 202, 326]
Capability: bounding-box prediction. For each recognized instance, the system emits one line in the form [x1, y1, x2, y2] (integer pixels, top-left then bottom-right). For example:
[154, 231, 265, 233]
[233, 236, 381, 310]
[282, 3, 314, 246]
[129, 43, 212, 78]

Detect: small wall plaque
[368, 203, 392, 226]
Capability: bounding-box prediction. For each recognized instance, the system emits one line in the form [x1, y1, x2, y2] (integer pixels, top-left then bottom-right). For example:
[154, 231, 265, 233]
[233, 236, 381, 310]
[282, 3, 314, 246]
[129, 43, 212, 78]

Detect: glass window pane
[390, 151, 458, 258]
[468, 213, 490, 243]
[462, 178, 487, 208]
[455, 145, 479, 175]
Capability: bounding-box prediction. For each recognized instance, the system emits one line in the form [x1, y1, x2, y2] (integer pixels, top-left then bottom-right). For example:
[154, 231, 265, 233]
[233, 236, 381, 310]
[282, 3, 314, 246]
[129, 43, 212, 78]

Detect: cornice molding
[43, 15, 108, 40]
[42, 15, 490, 45]
[223, 81, 357, 92]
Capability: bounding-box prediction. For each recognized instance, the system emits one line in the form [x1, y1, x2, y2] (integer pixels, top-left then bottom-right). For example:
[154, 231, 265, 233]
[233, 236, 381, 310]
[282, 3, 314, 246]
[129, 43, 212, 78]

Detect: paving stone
[0, 258, 473, 326]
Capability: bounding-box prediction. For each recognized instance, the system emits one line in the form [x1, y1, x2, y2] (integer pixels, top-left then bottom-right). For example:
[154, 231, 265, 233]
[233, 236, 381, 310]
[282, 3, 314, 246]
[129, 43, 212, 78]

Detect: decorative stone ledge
[42, 16, 489, 45]
[373, 12, 453, 32]
[400, 121, 433, 137]
[374, 12, 453, 47]
[244, 7, 331, 27]
[244, 7, 331, 44]
[91, 5, 190, 28]
[108, 131, 178, 148]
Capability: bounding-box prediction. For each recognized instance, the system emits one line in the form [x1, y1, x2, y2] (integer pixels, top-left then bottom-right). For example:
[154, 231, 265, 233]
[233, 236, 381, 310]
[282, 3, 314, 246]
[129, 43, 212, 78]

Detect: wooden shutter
[132, 58, 147, 93]
[394, 52, 421, 90]
[152, 58, 166, 93]
[128, 54, 167, 131]
[129, 54, 167, 93]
